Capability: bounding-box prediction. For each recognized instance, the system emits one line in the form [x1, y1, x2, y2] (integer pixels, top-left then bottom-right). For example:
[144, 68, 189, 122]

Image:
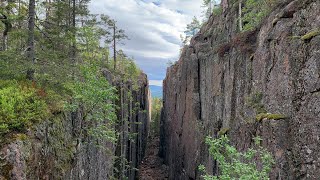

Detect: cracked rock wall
[0, 72, 151, 180]
[160, 0, 320, 179]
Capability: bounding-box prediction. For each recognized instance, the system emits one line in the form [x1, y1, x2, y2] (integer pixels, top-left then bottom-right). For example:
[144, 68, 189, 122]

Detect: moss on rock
[256, 113, 287, 122]
[218, 128, 230, 136]
[301, 30, 320, 41]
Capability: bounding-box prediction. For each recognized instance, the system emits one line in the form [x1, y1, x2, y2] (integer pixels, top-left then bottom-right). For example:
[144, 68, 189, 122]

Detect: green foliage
[202, 0, 220, 19]
[0, 80, 49, 135]
[199, 135, 274, 180]
[256, 113, 287, 122]
[242, 0, 276, 31]
[117, 52, 141, 84]
[151, 98, 162, 136]
[212, 6, 222, 16]
[65, 61, 118, 143]
[1, 2, 142, 178]
[182, 16, 201, 45]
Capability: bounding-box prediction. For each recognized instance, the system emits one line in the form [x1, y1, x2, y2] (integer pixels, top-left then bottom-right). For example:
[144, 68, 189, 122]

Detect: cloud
[149, 80, 163, 86]
[89, 0, 203, 81]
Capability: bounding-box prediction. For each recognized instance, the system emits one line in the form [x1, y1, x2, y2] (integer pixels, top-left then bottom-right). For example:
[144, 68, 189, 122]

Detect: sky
[89, 0, 204, 87]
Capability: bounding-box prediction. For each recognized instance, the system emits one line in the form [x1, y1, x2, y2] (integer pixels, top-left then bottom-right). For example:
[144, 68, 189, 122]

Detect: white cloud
[149, 80, 163, 86]
[89, 0, 203, 80]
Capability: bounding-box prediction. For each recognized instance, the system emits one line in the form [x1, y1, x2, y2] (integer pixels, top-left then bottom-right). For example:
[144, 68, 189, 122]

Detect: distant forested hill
[150, 85, 162, 98]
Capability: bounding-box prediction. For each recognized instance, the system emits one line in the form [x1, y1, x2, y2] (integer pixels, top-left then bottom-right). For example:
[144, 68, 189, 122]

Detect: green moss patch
[301, 30, 320, 41]
[256, 113, 287, 122]
[218, 128, 230, 136]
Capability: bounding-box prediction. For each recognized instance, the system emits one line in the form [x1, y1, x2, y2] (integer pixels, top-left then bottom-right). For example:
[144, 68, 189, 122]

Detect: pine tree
[239, 0, 243, 31]
[101, 15, 128, 71]
[0, 1, 14, 51]
[26, 0, 35, 80]
[182, 16, 201, 45]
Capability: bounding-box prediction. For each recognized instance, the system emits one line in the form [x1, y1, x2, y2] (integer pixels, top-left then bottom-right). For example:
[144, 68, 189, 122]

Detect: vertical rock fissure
[197, 55, 202, 121]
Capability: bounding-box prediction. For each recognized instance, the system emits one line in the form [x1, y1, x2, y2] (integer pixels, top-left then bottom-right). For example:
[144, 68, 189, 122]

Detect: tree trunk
[239, 0, 243, 31]
[113, 24, 116, 71]
[0, 14, 12, 51]
[18, 0, 22, 50]
[209, 0, 212, 15]
[27, 0, 36, 80]
[71, 0, 76, 63]
[106, 49, 109, 67]
[3, 32, 7, 51]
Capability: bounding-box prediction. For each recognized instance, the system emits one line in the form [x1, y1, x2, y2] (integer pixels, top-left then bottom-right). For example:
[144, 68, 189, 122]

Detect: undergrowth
[0, 80, 49, 135]
[199, 135, 274, 179]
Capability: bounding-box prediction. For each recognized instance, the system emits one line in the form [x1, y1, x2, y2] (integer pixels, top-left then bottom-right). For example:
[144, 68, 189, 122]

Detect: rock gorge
[0, 0, 319, 179]
[160, 0, 320, 179]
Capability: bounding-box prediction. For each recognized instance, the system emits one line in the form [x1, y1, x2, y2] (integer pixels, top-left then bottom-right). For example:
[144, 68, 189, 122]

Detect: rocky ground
[138, 137, 168, 180]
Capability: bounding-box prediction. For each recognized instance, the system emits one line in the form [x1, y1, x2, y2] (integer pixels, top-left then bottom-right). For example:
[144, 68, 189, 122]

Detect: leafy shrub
[0, 80, 49, 135]
[199, 135, 274, 180]
[65, 61, 118, 143]
[122, 58, 141, 82]
[151, 98, 162, 136]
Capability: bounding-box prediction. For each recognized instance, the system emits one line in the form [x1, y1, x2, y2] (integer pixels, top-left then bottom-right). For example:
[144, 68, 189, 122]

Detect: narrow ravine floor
[138, 136, 169, 180]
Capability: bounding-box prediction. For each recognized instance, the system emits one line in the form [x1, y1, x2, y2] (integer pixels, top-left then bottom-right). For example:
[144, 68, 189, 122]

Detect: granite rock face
[0, 72, 151, 180]
[160, 0, 320, 179]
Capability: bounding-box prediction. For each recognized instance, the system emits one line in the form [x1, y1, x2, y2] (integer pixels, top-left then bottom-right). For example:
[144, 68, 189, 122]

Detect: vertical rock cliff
[0, 72, 151, 180]
[160, 0, 320, 179]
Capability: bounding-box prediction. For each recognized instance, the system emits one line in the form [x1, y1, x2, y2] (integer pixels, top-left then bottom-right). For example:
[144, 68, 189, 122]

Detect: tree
[0, 1, 14, 51]
[71, 0, 76, 62]
[26, 0, 35, 80]
[101, 15, 129, 71]
[239, 0, 243, 31]
[202, 0, 213, 19]
[202, 0, 220, 19]
[0, 1, 145, 179]
[186, 16, 201, 36]
[0, 14, 11, 51]
[182, 16, 201, 45]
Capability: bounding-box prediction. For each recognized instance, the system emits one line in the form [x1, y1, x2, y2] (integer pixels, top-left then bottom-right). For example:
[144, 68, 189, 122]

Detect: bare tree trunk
[209, 0, 212, 15]
[3, 32, 7, 51]
[0, 14, 10, 51]
[27, 0, 36, 80]
[18, 0, 22, 50]
[113, 24, 116, 71]
[106, 49, 109, 67]
[0, 5, 12, 51]
[239, 0, 243, 31]
[71, 0, 76, 63]
[45, 0, 49, 19]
